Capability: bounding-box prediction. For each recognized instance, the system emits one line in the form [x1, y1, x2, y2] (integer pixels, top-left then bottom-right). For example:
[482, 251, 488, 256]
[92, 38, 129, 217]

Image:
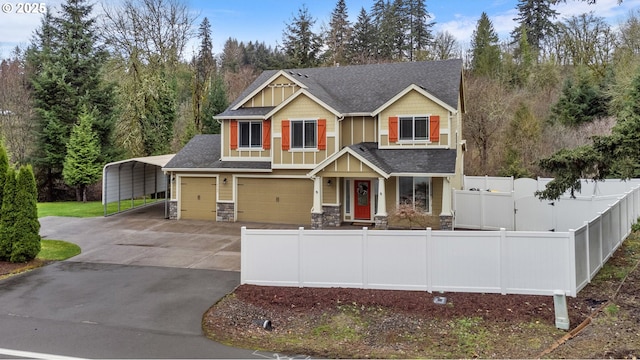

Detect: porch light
[327, 179, 332, 186]
[223, 178, 227, 185]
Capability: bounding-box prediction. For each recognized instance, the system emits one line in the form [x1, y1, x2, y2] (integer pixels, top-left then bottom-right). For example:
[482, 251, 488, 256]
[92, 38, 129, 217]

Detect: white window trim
[238, 120, 263, 149]
[398, 114, 431, 142]
[396, 176, 432, 214]
[290, 119, 318, 150]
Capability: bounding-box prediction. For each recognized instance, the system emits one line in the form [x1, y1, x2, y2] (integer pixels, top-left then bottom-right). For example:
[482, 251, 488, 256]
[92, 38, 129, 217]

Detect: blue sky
[0, 0, 639, 59]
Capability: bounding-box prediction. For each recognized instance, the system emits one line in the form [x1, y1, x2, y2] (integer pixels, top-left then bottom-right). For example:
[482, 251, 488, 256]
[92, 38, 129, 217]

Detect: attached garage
[237, 178, 313, 224]
[179, 176, 217, 220]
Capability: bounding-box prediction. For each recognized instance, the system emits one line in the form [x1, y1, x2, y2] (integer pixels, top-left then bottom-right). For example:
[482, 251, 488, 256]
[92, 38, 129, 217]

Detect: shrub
[10, 165, 41, 262]
[0, 168, 16, 260]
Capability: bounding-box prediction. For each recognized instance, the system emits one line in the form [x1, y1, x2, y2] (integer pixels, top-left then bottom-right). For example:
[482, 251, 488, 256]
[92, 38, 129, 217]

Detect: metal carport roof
[102, 154, 175, 216]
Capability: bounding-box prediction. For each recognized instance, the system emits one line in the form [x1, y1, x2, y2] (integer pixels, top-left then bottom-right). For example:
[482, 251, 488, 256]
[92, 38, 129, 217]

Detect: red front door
[354, 180, 371, 220]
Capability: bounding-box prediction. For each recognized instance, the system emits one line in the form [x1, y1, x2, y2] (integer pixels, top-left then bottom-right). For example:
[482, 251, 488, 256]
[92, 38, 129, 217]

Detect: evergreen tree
[62, 107, 102, 202]
[192, 17, 215, 132]
[350, 7, 376, 64]
[512, 0, 558, 54]
[0, 143, 8, 220]
[470, 12, 501, 77]
[10, 165, 40, 263]
[405, 0, 434, 61]
[0, 168, 16, 260]
[202, 74, 228, 134]
[27, 0, 115, 200]
[282, 5, 323, 68]
[371, 0, 395, 60]
[324, 0, 352, 66]
[537, 66, 640, 200]
[550, 66, 609, 126]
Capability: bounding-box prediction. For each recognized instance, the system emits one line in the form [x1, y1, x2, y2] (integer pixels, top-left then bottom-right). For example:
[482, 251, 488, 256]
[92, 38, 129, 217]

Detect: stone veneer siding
[439, 215, 454, 230]
[169, 200, 178, 219]
[217, 202, 235, 222]
[374, 215, 388, 230]
[311, 205, 342, 229]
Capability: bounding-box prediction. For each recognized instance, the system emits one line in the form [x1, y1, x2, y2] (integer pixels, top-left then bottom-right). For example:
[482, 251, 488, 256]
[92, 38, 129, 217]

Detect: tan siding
[222, 120, 271, 159]
[379, 90, 449, 148]
[320, 154, 380, 178]
[244, 74, 297, 108]
[340, 116, 376, 147]
[272, 94, 337, 166]
[218, 177, 233, 201]
[322, 177, 337, 204]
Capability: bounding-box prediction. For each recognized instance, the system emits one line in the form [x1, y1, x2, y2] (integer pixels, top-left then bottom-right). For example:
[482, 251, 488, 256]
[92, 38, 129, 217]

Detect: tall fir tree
[62, 107, 102, 202]
[192, 17, 215, 133]
[27, 0, 115, 201]
[0, 143, 8, 221]
[202, 74, 228, 135]
[350, 7, 376, 64]
[282, 5, 323, 68]
[10, 165, 40, 263]
[324, 0, 352, 66]
[470, 12, 501, 77]
[512, 0, 558, 54]
[0, 168, 16, 261]
[405, 0, 434, 61]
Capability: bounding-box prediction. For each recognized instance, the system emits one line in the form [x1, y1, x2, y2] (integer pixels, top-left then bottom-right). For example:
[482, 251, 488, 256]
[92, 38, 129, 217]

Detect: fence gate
[515, 196, 555, 231]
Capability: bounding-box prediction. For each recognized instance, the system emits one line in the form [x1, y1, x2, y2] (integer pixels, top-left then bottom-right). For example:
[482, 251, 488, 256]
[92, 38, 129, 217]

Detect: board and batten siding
[340, 116, 377, 148]
[245, 74, 299, 108]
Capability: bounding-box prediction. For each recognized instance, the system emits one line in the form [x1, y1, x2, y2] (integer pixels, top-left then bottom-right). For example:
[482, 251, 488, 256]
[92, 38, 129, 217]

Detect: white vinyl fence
[455, 177, 640, 231]
[241, 179, 640, 297]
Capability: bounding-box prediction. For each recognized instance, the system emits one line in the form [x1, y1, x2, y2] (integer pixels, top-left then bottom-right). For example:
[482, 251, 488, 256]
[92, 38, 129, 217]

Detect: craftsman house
[163, 59, 466, 229]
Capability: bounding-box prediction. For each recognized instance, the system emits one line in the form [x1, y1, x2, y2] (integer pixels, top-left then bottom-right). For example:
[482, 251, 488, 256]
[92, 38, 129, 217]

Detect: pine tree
[350, 7, 376, 64]
[550, 66, 609, 126]
[10, 165, 40, 263]
[512, 0, 558, 54]
[63, 107, 102, 202]
[324, 0, 352, 66]
[282, 5, 323, 68]
[0, 168, 16, 261]
[193, 17, 215, 132]
[470, 12, 501, 77]
[27, 0, 115, 200]
[406, 0, 434, 61]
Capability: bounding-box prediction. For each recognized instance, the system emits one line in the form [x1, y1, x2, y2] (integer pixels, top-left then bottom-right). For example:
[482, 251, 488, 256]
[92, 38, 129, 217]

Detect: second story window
[291, 119, 317, 149]
[399, 116, 428, 141]
[239, 121, 262, 148]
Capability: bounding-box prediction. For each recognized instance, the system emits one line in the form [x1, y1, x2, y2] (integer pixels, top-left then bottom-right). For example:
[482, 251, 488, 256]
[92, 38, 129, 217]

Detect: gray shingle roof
[349, 142, 457, 175]
[218, 59, 462, 118]
[163, 135, 271, 171]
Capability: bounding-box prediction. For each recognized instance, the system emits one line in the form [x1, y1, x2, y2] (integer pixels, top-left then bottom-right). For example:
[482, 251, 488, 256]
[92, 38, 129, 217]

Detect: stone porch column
[440, 177, 454, 230]
[375, 177, 388, 229]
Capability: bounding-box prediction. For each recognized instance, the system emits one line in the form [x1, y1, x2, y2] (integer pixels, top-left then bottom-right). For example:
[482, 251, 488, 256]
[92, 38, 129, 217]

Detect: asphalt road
[1, 207, 308, 359]
[0, 261, 258, 359]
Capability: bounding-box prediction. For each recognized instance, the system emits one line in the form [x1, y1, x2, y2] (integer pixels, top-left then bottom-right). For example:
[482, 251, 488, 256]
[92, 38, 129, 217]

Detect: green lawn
[38, 239, 81, 261]
[38, 198, 162, 218]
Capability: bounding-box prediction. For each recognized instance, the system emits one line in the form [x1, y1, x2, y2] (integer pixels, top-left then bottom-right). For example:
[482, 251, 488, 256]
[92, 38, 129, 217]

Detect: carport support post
[553, 290, 570, 330]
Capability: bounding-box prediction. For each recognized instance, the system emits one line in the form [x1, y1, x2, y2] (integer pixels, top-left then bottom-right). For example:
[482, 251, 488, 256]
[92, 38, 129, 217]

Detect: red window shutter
[230, 120, 238, 150]
[263, 120, 271, 149]
[430, 115, 440, 143]
[388, 116, 398, 143]
[281, 120, 290, 150]
[317, 119, 327, 150]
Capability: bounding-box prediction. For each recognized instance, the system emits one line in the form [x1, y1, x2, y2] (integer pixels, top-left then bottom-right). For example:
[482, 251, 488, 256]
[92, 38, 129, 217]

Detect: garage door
[237, 178, 313, 224]
[180, 177, 216, 220]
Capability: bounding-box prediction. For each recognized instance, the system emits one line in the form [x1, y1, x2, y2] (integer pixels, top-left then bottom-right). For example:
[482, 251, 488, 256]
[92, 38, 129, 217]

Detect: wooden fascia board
[372, 84, 457, 116]
[231, 70, 307, 111]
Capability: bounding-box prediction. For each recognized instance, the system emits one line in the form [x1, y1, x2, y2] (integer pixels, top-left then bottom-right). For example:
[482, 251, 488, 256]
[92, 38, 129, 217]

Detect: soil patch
[0, 258, 47, 279]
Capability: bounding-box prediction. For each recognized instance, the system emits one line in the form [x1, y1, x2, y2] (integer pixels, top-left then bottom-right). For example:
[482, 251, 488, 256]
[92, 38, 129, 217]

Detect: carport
[102, 154, 175, 217]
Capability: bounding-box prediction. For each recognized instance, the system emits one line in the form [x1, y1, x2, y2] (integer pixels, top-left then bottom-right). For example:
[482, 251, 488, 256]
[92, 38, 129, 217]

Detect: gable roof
[309, 142, 457, 177]
[163, 135, 271, 172]
[217, 59, 463, 118]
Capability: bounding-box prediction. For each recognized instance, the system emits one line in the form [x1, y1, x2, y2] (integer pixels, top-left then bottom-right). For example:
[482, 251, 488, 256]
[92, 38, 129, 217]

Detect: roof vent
[297, 72, 302, 76]
[304, 74, 309, 78]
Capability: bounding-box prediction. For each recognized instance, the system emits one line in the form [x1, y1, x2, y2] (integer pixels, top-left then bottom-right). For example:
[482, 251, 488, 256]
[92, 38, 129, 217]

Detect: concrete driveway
[39, 203, 299, 271]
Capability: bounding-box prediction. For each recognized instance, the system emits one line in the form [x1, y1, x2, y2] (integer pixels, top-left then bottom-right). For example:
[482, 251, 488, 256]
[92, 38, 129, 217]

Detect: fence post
[362, 227, 368, 289]
[240, 226, 247, 285]
[426, 227, 432, 293]
[584, 221, 590, 285]
[500, 228, 507, 295]
[568, 229, 577, 297]
[298, 227, 304, 287]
